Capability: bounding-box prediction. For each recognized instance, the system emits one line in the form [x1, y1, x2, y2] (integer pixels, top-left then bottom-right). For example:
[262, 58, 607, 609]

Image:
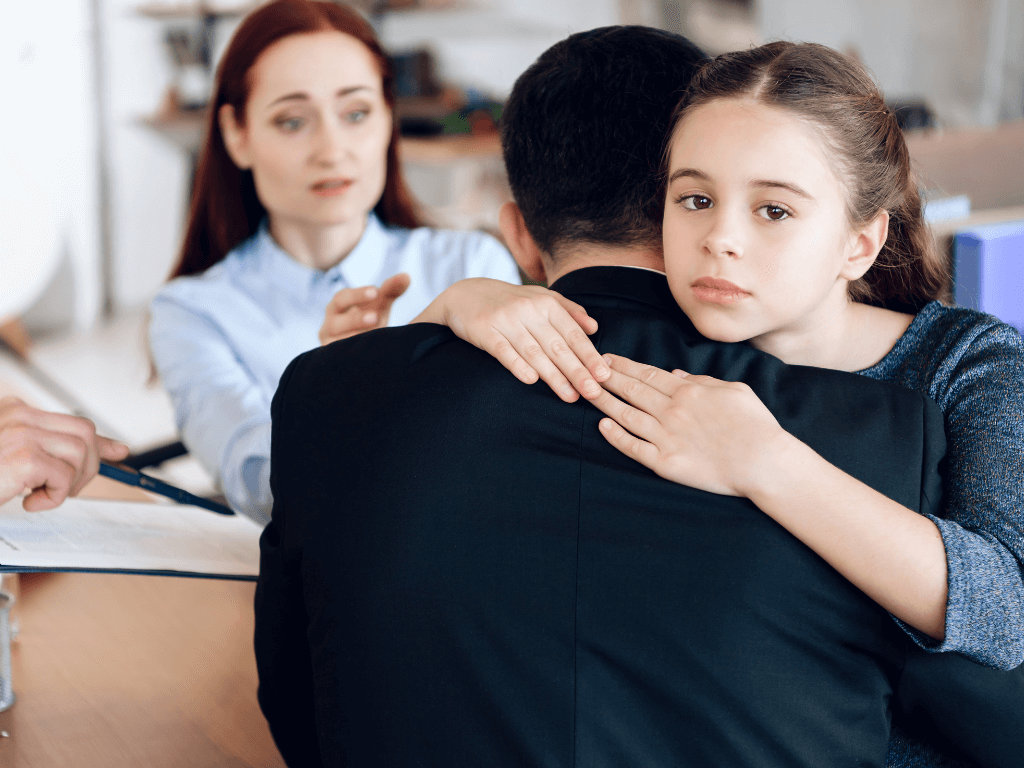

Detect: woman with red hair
[149, 0, 518, 522]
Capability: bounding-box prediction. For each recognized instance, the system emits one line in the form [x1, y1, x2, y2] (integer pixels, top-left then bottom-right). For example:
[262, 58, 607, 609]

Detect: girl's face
[663, 97, 877, 357]
[221, 31, 391, 232]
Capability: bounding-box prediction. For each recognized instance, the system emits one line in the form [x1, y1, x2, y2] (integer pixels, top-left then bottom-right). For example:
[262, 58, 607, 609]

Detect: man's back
[256, 267, 946, 768]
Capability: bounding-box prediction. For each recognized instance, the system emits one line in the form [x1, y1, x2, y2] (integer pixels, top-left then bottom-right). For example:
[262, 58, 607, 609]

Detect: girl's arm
[411, 278, 610, 403]
[912, 321, 1024, 668]
[591, 354, 949, 641]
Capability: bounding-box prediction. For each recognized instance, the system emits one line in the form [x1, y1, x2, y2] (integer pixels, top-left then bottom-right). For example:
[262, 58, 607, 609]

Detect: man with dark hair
[500, 26, 692, 253]
[254, 26, 1020, 768]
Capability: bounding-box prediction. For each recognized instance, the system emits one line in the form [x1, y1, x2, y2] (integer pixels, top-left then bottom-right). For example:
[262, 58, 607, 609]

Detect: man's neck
[544, 243, 665, 284]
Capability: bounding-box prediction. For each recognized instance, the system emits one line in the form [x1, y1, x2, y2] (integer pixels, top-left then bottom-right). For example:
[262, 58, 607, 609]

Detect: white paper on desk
[0, 496, 263, 579]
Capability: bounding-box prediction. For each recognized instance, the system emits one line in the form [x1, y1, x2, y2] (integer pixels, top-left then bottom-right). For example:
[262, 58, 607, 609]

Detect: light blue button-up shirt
[149, 215, 520, 523]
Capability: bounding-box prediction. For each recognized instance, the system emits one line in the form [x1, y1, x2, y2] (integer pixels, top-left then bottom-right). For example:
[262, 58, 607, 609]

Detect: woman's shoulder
[378, 221, 517, 281]
[383, 222, 506, 257]
[153, 236, 263, 308]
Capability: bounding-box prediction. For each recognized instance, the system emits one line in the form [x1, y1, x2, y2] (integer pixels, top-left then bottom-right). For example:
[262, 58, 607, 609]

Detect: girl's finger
[603, 354, 687, 397]
[597, 367, 673, 416]
[507, 327, 581, 402]
[547, 311, 608, 387]
[553, 295, 599, 335]
[520, 319, 601, 400]
[589, 386, 664, 443]
[597, 416, 661, 468]
[476, 328, 540, 387]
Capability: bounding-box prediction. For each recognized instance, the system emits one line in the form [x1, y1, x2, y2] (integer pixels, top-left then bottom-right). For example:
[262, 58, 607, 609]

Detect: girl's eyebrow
[668, 168, 709, 184]
[267, 85, 371, 108]
[668, 169, 814, 201]
[751, 179, 814, 199]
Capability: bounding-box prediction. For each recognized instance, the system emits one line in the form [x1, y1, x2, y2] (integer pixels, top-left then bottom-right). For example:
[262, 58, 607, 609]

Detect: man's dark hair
[501, 26, 706, 257]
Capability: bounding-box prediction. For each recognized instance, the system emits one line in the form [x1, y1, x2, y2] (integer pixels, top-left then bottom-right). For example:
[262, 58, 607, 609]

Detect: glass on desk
[0, 578, 16, 712]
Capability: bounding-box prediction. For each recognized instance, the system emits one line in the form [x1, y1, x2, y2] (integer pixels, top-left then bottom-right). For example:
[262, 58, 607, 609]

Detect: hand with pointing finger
[319, 272, 412, 346]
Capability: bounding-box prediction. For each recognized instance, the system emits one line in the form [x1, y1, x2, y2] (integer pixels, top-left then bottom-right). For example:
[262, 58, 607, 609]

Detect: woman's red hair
[171, 0, 420, 278]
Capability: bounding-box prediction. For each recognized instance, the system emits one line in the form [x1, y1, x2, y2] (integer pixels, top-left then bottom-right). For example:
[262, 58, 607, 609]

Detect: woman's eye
[678, 194, 713, 210]
[345, 109, 369, 124]
[276, 117, 305, 132]
[758, 204, 790, 221]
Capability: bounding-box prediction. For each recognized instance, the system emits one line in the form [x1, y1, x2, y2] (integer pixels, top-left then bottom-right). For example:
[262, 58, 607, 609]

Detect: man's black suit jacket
[255, 267, 1012, 767]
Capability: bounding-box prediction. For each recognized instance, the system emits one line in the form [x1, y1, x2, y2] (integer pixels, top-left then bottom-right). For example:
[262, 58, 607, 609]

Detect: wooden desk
[0, 482, 285, 767]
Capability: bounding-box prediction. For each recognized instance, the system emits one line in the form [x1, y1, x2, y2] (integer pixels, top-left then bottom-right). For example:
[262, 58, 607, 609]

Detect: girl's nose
[701, 208, 744, 259]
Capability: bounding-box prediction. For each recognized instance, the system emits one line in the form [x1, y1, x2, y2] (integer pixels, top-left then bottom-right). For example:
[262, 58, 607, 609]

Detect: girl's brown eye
[758, 204, 790, 221]
[679, 194, 713, 211]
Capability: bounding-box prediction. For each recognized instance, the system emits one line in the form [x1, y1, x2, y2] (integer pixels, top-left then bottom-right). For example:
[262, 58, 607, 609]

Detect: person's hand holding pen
[318, 273, 411, 346]
[0, 396, 129, 511]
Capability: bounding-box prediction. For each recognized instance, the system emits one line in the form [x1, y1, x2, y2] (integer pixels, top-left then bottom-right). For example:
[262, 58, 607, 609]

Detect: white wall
[379, 0, 622, 97]
[0, 0, 103, 333]
[756, 0, 1024, 127]
[101, 0, 190, 313]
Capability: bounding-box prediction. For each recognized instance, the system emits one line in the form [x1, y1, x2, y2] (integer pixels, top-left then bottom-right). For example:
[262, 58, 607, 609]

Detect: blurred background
[1, 0, 1022, 486]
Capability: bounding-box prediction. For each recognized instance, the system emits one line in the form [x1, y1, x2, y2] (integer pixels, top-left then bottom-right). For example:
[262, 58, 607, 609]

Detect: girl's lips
[690, 277, 750, 304]
[310, 178, 353, 197]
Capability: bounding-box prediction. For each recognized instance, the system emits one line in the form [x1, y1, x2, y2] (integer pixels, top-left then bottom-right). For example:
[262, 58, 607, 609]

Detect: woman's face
[221, 30, 391, 232]
[663, 97, 872, 354]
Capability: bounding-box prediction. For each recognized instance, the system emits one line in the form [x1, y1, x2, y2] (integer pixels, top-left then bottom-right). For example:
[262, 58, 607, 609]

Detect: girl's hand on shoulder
[592, 354, 790, 497]
[319, 273, 411, 346]
[413, 278, 608, 403]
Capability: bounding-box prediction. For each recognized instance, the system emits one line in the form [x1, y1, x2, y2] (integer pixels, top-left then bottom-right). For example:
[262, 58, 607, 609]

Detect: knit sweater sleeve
[898, 315, 1024, 669]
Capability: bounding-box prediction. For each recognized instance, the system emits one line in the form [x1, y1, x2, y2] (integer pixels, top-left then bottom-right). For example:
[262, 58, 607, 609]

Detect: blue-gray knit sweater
[857, 301, 1024, 767]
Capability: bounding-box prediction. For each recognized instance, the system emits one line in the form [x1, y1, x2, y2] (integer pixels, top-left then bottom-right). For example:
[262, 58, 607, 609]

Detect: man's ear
[219, 104, 252, 170]
[498, 201, 547, 283]
[841, 209, 889, 282]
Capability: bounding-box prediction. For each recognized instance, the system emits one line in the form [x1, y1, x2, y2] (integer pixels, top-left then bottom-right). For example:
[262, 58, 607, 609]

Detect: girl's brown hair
[668, 41, 949, 312]
[171, 0, 420, 279]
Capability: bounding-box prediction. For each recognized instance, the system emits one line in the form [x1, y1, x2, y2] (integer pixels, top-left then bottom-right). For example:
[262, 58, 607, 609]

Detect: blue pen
[98, 462, 235, 516]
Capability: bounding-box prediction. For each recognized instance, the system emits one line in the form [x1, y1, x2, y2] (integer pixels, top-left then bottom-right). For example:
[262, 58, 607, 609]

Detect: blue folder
[953, 221, 1024, 331]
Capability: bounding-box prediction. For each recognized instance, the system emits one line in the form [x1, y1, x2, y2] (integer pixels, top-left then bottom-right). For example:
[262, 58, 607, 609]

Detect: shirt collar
[250, 215, 389, 303]
[332, 214, 389, 289]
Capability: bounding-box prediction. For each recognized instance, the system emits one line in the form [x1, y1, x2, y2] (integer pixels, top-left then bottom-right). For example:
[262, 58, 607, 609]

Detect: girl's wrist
[412, 284, 464, 326]
[736, 427, 808, 503]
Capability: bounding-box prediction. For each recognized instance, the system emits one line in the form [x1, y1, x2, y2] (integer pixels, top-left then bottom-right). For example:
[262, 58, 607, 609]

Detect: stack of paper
[0, 497, 262, 580]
